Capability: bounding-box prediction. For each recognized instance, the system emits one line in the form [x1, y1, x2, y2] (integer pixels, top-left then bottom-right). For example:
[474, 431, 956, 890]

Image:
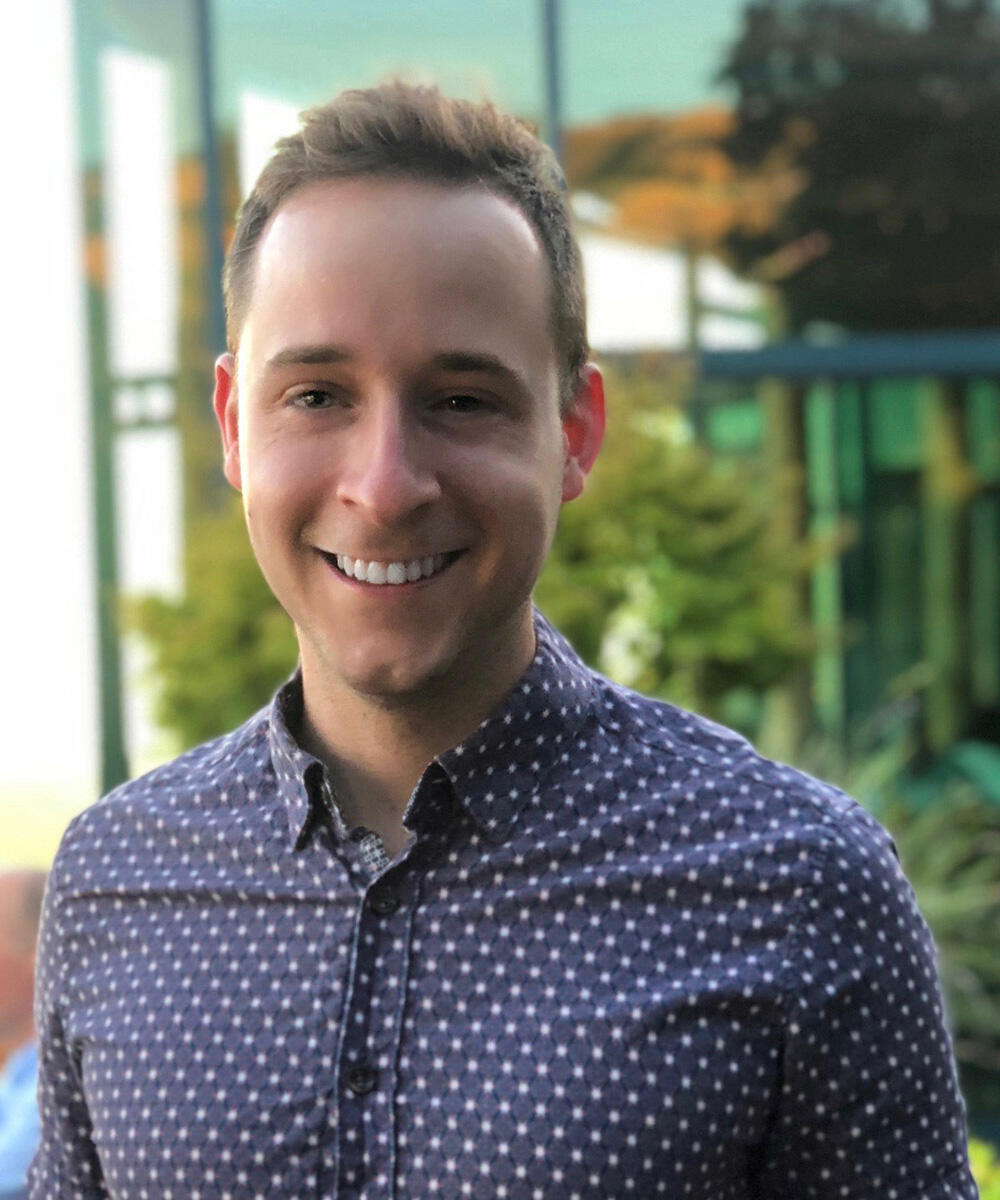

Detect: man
[0, 869, 45, 1200]
[32, 83, 976, 1198]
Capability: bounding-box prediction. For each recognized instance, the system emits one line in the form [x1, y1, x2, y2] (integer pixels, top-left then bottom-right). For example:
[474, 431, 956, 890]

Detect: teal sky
[212, 0, 747, 123]
[86, 0, 748, 157]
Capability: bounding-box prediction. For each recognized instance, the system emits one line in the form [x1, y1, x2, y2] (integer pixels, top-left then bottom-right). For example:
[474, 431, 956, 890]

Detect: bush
[882, 786, 1000, 1077]
[971, 1138, 1000, 1199]
[537, 365, 813, 732]
[130, 499, 297, 747]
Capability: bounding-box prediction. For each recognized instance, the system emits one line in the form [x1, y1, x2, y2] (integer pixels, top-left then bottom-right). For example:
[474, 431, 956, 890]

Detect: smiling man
[31, 83, 976, 1199]
[212, 171, 600, 853]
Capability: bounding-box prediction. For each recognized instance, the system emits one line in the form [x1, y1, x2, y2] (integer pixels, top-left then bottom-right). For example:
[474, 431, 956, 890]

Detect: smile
[322, 550, 463, 586]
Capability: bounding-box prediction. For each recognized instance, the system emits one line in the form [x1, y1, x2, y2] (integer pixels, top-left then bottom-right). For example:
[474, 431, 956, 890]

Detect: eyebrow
[264, 344, 354, 370]
[430, 352, 528, 394]
[263, 346, 529, 393]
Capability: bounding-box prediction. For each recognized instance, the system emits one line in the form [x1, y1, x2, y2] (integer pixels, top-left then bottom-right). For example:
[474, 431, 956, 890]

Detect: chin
[324, 636, 461, 705]
[346, 664, 442, 706]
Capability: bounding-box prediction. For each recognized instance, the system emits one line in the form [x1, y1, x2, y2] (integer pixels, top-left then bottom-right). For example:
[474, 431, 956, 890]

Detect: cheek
[242, 436, 332, 517]
[460, 453, 564, 557]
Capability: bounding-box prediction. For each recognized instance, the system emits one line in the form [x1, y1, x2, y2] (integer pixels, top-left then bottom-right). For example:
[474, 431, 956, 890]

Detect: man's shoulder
[590, 673, 888, 855]
[54, 706, 273, 866]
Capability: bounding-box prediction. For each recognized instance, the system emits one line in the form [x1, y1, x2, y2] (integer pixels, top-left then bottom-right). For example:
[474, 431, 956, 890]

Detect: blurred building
[574, 193, 765, 356]
[697, 334, 1000, 765]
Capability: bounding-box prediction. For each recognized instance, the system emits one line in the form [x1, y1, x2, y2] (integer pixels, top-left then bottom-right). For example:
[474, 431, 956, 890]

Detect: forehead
[262, 175, 545, 270]
[241, 177, 555, 368]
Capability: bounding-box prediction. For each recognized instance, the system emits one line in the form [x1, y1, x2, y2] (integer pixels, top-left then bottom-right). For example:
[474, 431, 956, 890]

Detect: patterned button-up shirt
[31, 614, 976, 1199]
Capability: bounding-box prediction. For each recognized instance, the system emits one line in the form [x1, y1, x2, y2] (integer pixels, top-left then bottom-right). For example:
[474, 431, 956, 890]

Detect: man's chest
[62, 840, 792, 1199]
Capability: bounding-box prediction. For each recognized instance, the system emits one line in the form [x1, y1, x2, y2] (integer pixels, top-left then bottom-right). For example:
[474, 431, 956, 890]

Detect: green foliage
[130, 499, 297, 748]
[971, 1138, 1000, 1199]
[536, 366, 812, 730]
[885, 786, 1000, 1072]
[801, 709, 1000, 1076]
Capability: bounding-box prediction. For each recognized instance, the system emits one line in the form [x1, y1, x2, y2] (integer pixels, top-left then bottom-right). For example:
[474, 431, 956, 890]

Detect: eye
[437, 393, 489, 414]
[291, 388, 342, 410]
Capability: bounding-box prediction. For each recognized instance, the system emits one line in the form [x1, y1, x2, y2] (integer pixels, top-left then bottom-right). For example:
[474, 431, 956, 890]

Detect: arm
[28, 828, 109, 1199]
[752, 802, 977, 1199]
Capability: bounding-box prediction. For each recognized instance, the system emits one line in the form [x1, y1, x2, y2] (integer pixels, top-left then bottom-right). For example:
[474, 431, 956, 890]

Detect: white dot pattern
[30, 613, 976, 1198]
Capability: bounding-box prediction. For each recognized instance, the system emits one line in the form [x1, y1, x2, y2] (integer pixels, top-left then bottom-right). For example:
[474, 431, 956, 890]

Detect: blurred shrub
[800, 700, 1000, 1079]
[536, 364, 814, 732]
[972, 1138, 1000, 1199]
[130, 500, 297, 746]
[883, 785, 1000, 1075]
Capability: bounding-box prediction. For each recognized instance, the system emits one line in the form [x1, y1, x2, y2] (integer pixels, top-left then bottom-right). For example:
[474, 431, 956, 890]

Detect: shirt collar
[436, 611, 596, 842]
[267, 675, 333, 848]
[267, 609, 597, 848]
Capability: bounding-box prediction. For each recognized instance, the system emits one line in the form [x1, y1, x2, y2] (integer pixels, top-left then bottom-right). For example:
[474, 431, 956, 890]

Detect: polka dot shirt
[30, 614, 976, 1198]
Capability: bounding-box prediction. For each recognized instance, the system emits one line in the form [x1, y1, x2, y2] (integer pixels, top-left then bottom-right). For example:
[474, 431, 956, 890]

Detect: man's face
[215, 177, 602, 706]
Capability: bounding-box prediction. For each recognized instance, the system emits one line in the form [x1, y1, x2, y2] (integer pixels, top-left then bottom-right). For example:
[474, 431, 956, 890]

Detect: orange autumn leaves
[564, 106, 804, 258]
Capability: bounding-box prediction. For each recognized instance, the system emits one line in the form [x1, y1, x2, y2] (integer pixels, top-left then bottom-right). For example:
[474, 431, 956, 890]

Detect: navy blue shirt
[31, 614, 976, 1198]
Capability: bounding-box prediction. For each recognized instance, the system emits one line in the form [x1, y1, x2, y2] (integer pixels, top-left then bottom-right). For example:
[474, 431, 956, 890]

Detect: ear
[213, 353, 242, 491]
[561, 363, 606, 503]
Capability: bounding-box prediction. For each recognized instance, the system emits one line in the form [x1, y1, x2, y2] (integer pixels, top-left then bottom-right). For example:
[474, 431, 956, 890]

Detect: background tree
[717, 0, 1000, 330]
[563, 107, 794, 254]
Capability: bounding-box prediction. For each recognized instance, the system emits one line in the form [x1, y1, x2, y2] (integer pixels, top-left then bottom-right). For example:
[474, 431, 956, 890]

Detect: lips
[321, 550, 463, 586]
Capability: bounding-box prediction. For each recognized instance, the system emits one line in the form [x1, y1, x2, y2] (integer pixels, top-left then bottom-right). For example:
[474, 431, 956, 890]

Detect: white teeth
[332, 552, 454, 584]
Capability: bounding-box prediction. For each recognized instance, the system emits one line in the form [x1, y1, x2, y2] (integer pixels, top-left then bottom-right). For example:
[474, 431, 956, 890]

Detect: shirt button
[368, 887, 400, 915]
[345, 1065, 378, 1096]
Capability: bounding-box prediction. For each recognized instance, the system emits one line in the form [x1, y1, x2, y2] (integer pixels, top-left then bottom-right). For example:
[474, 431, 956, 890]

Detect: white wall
[0, 10, 184, 864]
[0, 1, 95, 838]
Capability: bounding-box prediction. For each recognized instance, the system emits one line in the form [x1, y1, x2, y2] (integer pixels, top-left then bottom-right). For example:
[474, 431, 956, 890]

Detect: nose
[335, 399, 441, 524]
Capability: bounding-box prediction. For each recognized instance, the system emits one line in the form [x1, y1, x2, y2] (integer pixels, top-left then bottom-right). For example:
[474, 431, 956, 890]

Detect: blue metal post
[542, 0, 564, 165]
[194, 0, 227, 358]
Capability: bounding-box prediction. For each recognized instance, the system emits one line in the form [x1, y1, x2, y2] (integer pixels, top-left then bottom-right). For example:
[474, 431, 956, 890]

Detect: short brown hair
[223, 81, 588, 406]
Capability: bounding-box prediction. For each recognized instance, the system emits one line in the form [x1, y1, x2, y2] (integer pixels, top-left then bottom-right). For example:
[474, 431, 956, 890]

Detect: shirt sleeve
[28, 823, 110, 1199]
[753, 800, 978, 1199]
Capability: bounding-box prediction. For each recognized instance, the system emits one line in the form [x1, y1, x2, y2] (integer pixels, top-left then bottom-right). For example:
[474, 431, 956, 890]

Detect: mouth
[320, 549, 465, 586]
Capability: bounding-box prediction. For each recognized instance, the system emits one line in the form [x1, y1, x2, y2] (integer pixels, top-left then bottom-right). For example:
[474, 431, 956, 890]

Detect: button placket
[368, 886, 401, 916]
[334, 870, 412, 1200]
[345, 1064, 378, 1096]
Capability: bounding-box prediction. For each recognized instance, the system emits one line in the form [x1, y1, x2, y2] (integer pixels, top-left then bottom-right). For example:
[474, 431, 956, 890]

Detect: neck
[297, 612, 536, 849]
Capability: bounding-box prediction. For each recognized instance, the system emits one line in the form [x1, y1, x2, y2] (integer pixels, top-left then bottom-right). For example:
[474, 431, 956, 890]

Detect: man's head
[0, 869, 46, 1049]
[223, 80, 587, 410]
[214, 85, 604, 711]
